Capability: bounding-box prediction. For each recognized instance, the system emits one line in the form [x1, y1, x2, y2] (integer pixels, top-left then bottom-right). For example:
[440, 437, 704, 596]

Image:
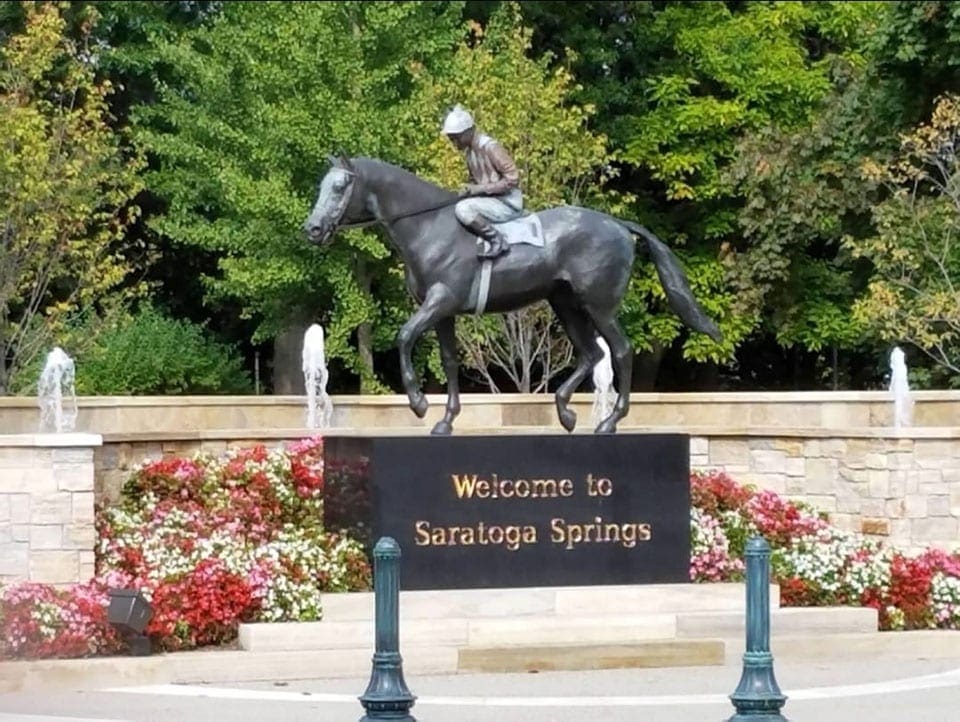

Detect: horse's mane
[351, 156, 457, 206]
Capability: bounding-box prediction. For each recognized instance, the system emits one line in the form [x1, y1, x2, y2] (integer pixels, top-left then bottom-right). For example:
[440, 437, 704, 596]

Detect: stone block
[803, 440, 821, 458]
[865, 453, 888, 470]
[0, 544, 28, 576]
[11, 524, 29, 542]
[690, 438, 709, 456]
[9, 494, 30, 522]
[804, 458, 838, 494]
[750, 449, 786, 474]
[786, 476, 806, 494]
[29, 493, 72, 525]
[97, 444, 120, 471]
[839, 467, 868, 484]
[55, 463, 93, 492]
[942, 468, 960, 484]
[917, 470, 943, 485]
[861, 499, 886, 517]
[829, 513, 858, 532]
[804, 495, 837, 513]
[0, 448, 52, 467]
[914, 441, 957, 459]
[773, 440, 804, 456]
[709, 439, 750, 466]
[886, 499, 905, 518]
[52, 449, 93, 465]
[888, 473, 908, 499]
[690, 456, 709, 468]
[29, 550, 79, 584]
[62, 524, 96, 550]
[951, 487, 960, 516]
[785, 457, 805, 477]
[928, 495, 952, 517]
[29, 524, 62, 550]
[905, 495, 928, 519]
[916, 457, 954, 471]
[867, 470, 889, 499]
[862, 518, 890, 536]
[0, 467, 55, 494]
[71, 492, 95, 523]
[820, 439, 848, 457]
[836, 492, 863, 514]
[888, 453, 914, 471]
[0, 496, 9, 521]
[911, 517, 959, 544]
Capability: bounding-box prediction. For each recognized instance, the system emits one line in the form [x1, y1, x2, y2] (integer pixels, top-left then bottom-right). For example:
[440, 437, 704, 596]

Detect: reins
[337, 197, 461, 231]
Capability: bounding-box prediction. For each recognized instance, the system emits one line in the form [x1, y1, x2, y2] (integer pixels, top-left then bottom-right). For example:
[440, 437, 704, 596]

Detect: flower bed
[691, 470, 960, 631]
[0, 436, 372, 659]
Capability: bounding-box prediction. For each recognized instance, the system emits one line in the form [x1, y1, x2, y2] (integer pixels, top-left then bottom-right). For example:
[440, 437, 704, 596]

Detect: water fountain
[889, 346, 913, 429]
[37, 346, 78, 433]
[591, 336, 615, 430]
[302, 323, 333, 429]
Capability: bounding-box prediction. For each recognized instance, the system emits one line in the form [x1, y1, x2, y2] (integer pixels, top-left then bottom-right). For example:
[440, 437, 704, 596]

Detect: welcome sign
[323, 434, 691, 590]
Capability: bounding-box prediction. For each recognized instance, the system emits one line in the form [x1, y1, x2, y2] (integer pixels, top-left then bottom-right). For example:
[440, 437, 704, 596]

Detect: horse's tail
[617, 219, 723, 343]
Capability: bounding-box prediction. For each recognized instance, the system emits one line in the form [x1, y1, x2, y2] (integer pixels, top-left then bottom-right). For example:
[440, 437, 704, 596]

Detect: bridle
[330, 166, 460, 232]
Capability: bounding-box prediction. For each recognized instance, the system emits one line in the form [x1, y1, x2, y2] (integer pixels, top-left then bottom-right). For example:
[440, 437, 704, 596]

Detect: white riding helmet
[442, 104, 474, 135]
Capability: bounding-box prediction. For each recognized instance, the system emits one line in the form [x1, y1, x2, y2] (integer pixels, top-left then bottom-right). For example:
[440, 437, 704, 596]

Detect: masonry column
[0, 433, 102, 587]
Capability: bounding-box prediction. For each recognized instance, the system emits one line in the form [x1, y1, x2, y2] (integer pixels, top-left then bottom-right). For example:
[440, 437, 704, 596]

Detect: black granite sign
[322, 434, 690, 590]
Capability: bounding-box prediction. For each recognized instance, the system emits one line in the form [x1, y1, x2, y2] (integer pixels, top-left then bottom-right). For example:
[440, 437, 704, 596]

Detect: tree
[399, 4, 632, 392]
[850, 94, 960, 382]
[0, 1, 144, 394]
[129, 1, 465, 393]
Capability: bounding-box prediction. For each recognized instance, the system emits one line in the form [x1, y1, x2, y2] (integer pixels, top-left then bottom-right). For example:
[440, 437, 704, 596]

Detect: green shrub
[72, 306, 253, 395]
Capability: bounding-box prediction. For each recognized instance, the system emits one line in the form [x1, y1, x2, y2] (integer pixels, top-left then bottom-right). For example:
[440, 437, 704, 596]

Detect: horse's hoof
[410, 395, 428, 419]
[595, 419, 617, 434]
[558, 407, 577, 432]
[431, 420, 453, 436]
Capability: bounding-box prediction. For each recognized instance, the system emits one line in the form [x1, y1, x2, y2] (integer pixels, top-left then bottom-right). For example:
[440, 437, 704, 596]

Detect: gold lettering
[431, 527, 447, 546]
[559, 478, 574, 497]
[415, 521, 431, 546]
[531, 478, 557, 497]
[476, 480, 490, 498]
[523, 526, 537, 544]
[501, 479, 515, 498]
[604, 522, 621, 543]
[515, 479, 530, 497]
[551, 518, 565, 544]
[638, 523, 652, 540]
[451, 474, 479, 498]
[461, 526, 475, 545]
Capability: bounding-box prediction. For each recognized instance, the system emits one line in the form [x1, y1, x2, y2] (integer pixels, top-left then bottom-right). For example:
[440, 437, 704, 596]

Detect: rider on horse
[442, 105, 523, 260]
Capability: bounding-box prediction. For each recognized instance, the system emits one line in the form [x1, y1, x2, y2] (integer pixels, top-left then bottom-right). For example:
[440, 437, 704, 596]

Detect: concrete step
[320, 583, 779, 622]
[676, 606, 878, 638]
[458, 639, 726, 673]
[239, 613, 681, 652]
[239, 606, 875, 653]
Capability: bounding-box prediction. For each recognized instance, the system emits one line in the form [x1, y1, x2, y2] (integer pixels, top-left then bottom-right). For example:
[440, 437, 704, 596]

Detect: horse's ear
[336, 149, 355, 172]
[327, 153, 339, 167]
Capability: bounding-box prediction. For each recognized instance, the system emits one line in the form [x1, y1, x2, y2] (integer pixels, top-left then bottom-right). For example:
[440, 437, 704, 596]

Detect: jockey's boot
[476, 223, 510, 259]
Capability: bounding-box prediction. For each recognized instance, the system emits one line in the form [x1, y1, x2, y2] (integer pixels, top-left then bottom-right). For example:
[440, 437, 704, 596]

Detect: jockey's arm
[472, 142, 520, 196]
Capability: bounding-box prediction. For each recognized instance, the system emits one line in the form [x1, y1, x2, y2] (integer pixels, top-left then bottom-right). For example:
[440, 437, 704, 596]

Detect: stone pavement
[2, 656, 960, 722]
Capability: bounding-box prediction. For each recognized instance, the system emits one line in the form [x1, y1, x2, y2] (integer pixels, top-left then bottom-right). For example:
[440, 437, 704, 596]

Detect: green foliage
[69, 305, 252, 395]
[850, 94, 960, 378]
[0, 1, 145, 394]
[399, 3, 631, 389]
[129, 1, 464, 391]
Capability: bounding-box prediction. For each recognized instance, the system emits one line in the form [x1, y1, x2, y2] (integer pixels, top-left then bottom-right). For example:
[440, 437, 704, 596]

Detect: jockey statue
[441, 105, 523, 259]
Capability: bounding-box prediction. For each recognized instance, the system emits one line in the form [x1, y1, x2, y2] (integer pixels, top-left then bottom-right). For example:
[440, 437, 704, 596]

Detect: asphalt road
[2, 656, 960, 722]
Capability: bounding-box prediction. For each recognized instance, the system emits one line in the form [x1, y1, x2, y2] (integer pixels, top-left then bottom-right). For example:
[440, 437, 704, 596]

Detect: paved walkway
[2, 656, 960, 721]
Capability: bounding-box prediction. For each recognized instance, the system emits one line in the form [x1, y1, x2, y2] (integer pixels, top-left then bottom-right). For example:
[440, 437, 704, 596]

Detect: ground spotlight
[107, 588, 154, 656]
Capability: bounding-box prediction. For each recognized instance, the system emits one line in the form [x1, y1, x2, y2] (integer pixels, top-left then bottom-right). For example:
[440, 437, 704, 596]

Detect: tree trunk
[632, 341, 665, 391]
[354, 256, 376, 393]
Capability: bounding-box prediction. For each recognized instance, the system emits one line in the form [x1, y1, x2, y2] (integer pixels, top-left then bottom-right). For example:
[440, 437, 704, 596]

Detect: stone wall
[690, 432, 960, 553]
[0, 434, 100, 586]
[3, 390, 960, 435]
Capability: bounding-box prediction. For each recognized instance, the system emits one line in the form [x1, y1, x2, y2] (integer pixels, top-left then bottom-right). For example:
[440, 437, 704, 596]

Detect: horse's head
[303, 155, 364, 246]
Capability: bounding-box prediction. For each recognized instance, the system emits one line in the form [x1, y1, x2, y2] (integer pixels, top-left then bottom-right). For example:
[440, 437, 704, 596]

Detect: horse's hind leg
[549, 291, 604, 432]
[431, 317, 461, 435]
[584, 308, 633, 434]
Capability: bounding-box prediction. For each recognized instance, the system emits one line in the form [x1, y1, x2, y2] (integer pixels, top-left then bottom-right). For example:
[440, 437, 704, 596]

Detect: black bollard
[728, 536, 789, 721]
[359, 537, 417, 722]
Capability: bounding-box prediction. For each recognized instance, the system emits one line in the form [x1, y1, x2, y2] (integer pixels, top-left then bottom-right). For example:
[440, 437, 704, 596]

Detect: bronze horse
[303, 155, 722, 435]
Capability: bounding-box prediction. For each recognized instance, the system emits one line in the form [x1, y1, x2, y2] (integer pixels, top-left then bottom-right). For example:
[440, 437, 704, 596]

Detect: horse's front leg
[397, 284, 457, 420]
[431, 316, 460, 435]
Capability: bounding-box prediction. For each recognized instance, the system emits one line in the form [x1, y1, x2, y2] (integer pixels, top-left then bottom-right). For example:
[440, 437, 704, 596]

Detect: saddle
[490, 211, 546, 248]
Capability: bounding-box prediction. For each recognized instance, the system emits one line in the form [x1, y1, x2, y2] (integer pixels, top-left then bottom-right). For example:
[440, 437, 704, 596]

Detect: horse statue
[302, 154, 722, 436]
